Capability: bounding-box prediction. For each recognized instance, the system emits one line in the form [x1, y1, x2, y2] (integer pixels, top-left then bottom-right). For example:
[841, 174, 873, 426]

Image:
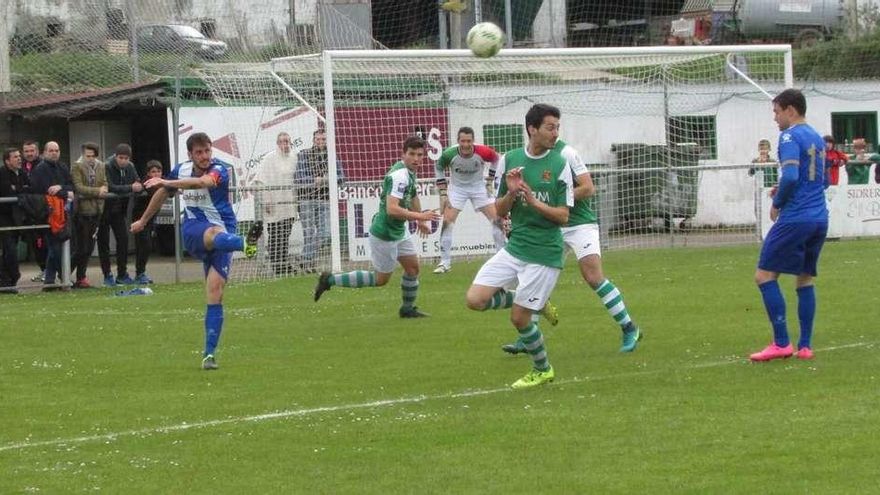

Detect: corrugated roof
[681, 0, 713, 13]
[0, 81, 166, 119]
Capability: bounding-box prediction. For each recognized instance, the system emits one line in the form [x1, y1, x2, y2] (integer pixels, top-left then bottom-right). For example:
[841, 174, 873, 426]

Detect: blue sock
[797, 285, 816, 350]
[759, 280, 789, 347]
[205, 304, 224, 356]
[213, 232, 244, 252]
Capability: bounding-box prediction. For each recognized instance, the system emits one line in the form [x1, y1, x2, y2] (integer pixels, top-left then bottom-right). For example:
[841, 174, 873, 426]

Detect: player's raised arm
[385, 195, 437, 223]
[146, 171, 217, 191]
[435, 146, 454, 211]
[131, 185, 168, 233]
[474, 144, 500, 194]
[561, 146, 594, 200]
[573, 172, 595, 200]
[495, 174, 519, 219]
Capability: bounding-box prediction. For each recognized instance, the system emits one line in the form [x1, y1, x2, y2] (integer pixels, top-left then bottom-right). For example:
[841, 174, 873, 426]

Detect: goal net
[200, 45, 792, 281]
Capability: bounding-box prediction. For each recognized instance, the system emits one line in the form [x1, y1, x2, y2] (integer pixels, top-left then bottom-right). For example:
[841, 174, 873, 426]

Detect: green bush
[794, 30, 880, 80]
[10, 52, 134, 91]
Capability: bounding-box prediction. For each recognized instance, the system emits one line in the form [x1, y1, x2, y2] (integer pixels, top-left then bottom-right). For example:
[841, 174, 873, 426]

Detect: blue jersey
[774, 123, 828, 223]
[169, 159, 237, 234]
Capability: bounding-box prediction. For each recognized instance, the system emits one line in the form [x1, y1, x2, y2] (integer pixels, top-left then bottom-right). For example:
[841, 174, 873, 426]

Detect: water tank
[737, 0, 843, 39]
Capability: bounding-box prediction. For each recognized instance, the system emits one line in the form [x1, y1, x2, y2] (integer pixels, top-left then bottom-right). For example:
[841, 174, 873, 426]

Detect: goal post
[203, 44, 792, 280]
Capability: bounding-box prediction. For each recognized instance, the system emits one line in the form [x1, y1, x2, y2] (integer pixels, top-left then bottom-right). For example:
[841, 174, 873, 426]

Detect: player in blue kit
[750, 89, 828, 362]
[132, 132, 263, 370]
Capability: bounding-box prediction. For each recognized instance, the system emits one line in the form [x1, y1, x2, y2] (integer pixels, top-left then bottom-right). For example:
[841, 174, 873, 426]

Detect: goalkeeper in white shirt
[433, 127, 508, 273]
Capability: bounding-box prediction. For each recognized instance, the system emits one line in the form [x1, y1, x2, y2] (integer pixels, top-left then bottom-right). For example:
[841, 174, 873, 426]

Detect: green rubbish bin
[583, 164, 605, 219]
[611, 143, 700, 227]
[17, 238, 27, 262]
[487, 0, 544, 42]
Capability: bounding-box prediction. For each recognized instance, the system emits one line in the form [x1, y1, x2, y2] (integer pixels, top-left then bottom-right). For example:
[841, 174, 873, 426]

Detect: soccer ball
[467, 22, 504, 58]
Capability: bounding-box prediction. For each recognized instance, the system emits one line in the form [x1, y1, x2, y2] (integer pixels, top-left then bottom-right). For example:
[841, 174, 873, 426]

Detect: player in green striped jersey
[502, 138, 642, 355]
[314, 137, 441, 318]
[465, 104, 574, 389]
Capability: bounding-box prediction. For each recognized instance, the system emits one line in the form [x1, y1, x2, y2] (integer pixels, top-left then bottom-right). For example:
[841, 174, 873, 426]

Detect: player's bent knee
[578, 255, 604, 285]
[510, 313, 531, 329]
[375, 272, 392, 286]
[465, 298, 486, 311]
[796, 274, 814, 288]
[583, 270, 604, 289]
[465, 288, 489, 311]
[509, 305, 532, 328]
[754, 269, 777, 285]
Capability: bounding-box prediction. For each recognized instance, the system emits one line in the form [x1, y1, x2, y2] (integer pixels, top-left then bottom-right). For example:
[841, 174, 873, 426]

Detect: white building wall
[447, 80, 880, 227]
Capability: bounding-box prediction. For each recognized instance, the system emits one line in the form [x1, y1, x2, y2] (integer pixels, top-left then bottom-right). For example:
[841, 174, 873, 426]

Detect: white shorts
[472, 248, 561, 311]
[448, 184, 494, 211]
[562, 223, 601, 260]
[370, 235, 418, 273]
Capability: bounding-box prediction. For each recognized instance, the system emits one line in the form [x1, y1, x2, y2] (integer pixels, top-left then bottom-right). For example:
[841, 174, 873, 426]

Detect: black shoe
[399, 306, 430, 318]
[314, 271, 331, 302]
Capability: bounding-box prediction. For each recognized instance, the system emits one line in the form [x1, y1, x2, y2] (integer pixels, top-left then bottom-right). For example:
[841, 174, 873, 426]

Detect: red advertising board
[334, 106, 449, 181]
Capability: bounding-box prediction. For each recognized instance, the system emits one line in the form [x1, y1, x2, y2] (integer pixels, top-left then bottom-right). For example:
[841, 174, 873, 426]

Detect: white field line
[0, 341, 872, 453]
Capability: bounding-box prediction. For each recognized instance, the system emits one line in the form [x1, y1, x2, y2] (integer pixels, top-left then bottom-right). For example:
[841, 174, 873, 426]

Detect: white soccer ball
[467, 22, 504, 58]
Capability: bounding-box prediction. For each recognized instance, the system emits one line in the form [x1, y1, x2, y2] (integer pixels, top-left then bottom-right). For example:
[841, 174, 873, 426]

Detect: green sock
[401, 274, 419, 310]
[330, 271, 376, 288]
[486, 289, 515, 310]
[518, 322, 549, 371]
[595, 279, 632, 329]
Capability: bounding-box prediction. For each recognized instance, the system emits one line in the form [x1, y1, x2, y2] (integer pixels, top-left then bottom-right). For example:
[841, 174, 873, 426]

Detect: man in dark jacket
[0, 148, 30, 292]
[29, 141, 74, 290]
[130, 160, 163, 284]
[22, 140, 47, 280]
[98, 143, 143, 286]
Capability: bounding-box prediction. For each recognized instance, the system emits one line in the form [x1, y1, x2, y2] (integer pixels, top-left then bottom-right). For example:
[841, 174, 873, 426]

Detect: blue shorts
[759, 221, 828, 276]
[183, 220, 233, 280]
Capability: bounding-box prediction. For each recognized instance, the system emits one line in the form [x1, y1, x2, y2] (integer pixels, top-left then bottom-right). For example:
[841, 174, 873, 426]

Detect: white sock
[491, 222, 507, 251]
[439, 223, 454, 267]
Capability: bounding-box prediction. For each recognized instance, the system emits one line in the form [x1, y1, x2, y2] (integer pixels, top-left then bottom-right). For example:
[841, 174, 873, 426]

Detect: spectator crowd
[1, 140, 161, 294]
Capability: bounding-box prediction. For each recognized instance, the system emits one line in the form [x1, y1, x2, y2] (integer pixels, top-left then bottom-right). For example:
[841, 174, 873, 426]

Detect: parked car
[136, 24, 228, 59]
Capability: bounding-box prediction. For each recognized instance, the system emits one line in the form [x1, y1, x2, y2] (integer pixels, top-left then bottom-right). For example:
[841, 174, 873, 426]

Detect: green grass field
[2, 240, 879, 493]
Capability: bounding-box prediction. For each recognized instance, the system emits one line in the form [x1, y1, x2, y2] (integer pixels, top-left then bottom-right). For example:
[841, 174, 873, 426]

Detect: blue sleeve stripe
[781, 160, 799, 166]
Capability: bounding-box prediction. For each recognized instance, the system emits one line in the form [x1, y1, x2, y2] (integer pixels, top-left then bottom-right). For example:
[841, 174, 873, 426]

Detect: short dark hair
[3, 148, 20, 162]
[186, 132, 212, 152]
[115, 143, 132, 157]
[772, 89, 806, 117]
[313, 129, 326, 137]
[457, 127, 475, 139]
[402, 136, 426, 152]
[145, 159, 163, 173]
[525, 103, 561, 137]
[823, 135, 835, 144]
[22, 140, 39, 149]
[82, 142, 100, 156]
